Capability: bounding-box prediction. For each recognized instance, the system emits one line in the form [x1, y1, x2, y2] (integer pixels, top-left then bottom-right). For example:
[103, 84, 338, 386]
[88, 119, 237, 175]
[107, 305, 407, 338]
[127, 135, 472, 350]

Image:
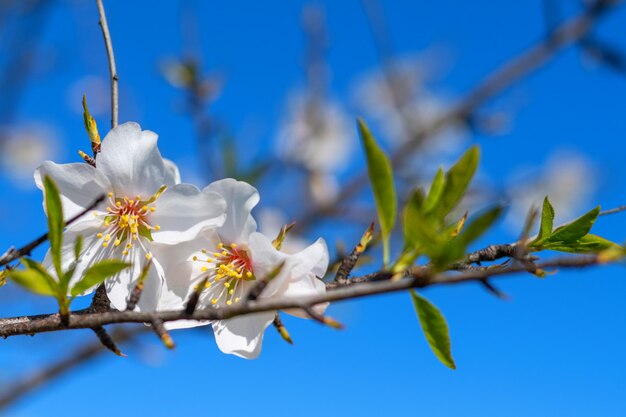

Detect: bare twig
[92, 325, 125, 356]
[335, 223, 374, 284]
[151, 319, 175, 349]
[0, 194, 106, 268]
[96, 0, 118, 128]
[600, 205, 626, 216]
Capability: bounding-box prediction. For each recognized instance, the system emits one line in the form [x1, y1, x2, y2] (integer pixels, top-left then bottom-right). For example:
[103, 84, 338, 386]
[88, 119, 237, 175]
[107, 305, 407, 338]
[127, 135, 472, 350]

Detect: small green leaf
[358, 118, 397, 266]
[71, 260, 130, 296]
[9, 258, 58, 296]
[422, 167, 445, 215]
[436, 146, 480, 218]
[537, 197, 555, 242]
[43, 176, 65, 278]
[403, 188, 439, 254]
[546, 206, 600, 244]
[410, 290, 456, 369]
[543, 234, 617, 254]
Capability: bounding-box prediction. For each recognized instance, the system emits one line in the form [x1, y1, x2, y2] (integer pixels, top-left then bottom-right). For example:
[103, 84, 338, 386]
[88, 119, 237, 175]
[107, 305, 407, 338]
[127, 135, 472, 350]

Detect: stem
[96, 0, 118, 128]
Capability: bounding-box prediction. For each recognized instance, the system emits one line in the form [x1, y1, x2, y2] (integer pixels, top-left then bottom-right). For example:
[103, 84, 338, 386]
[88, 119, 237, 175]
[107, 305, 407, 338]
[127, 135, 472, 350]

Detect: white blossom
[34, 122, 226, 311]
[160, 179, 329, 359]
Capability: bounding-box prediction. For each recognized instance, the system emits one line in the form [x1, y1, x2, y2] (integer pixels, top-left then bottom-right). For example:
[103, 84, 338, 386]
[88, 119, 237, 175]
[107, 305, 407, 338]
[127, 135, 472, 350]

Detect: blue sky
[1, 1, 626, 416]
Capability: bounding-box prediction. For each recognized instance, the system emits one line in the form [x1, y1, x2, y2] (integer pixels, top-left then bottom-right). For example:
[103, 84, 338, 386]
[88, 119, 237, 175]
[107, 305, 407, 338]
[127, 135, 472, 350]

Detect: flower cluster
[35, 122, 329, 359]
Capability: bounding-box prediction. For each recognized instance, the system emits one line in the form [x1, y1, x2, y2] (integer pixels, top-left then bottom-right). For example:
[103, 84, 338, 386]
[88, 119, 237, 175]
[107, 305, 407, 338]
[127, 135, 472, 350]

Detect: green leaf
[410, 290, 456, 369]
[71, 260, 130, 297]
[537, 197, 555, 242]
[546, 206, 600, 244]
[9, 258, 57, 296]
[358, 118, 397, 265]
[43, 176, 65, 278]
[543, 234, 617, 254]
[422, 167, 445, 215]
[403, 188, 440, 254]
[436, 146, 480, 218]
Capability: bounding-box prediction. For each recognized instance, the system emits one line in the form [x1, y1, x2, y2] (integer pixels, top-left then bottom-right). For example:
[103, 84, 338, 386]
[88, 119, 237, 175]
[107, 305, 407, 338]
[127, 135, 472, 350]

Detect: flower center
[93, 185, 166, 257]
[193, 242, 256, 306]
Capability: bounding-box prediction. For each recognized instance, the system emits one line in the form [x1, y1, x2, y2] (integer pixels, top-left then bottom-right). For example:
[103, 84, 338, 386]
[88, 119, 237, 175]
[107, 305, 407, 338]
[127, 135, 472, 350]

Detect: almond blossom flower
[34, 122, 226, 311]
[160, 179, 329, 359]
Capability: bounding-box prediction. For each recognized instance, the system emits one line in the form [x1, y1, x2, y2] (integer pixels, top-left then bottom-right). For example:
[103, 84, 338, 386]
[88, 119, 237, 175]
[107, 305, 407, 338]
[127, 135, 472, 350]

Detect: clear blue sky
[1, 1, 626, 416]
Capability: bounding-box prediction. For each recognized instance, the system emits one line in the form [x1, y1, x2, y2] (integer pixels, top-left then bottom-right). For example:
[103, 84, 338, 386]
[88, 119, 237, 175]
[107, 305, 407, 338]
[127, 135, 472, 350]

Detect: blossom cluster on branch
[16, 122, 330, 359]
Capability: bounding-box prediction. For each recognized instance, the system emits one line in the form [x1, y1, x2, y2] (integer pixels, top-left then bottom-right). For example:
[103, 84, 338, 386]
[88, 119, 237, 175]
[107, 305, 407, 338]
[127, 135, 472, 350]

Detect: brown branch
[0, 194, 106, 268]
[0, 255, 608, 338]
[96, 0, 118, 128]
[296, 0, 622, 230]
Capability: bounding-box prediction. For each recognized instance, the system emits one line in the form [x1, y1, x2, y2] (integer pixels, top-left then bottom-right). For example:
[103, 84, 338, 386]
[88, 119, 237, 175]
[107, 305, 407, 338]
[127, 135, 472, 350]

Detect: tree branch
[96, 0, 118, 128]
[0, 255, 608, 338]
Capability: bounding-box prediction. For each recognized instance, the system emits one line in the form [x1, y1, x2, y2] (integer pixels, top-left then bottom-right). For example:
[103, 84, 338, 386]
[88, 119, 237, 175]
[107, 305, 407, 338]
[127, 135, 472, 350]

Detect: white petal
[247, 232, 290, 297]
[290, 238, 329, 278]
[154, 238, 215, 330]
[279, 265, 329, 318]
[35, 161, 110, 220]
[97, 122, 175, 197]
[150, 184, 226, 244]
[204, 178, 259, 244]
[247, 233, 329, 318]
[212, 312, 275, 359]
[163, 158, 181, 184]
[105, 248, 164, 311]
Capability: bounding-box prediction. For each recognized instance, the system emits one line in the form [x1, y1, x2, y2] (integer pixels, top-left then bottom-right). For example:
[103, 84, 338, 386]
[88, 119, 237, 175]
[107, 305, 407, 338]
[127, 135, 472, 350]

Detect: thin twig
[92, 325, 125, 356]
[0, 194, 106, 268]
[96, 0, 118, 128]
[600, 205, 626, 216]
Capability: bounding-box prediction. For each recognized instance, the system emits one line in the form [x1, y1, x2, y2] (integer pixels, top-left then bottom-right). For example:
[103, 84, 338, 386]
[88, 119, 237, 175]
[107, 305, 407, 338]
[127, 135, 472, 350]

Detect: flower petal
[290, 238, 329, 278]
[35, 161, 110, 220]
[97, 122, 175, 197]
[212, 312, 275, 359]
[105, 248, 164, 311]
[279, 264, 329, 318]
[204, 178, 259, 244]
[150, 184, 226, 245]
[154, 236, 218, 330]
[163, 158, 181, 184]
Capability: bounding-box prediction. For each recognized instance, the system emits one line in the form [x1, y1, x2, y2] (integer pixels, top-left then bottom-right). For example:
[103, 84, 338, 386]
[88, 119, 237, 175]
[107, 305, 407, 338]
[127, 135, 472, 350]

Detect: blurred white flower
[352, 53, 468, 156]
[275, 90, 353, 173]
[506, 150, 596, 231]
[0, 123, 59, 187]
